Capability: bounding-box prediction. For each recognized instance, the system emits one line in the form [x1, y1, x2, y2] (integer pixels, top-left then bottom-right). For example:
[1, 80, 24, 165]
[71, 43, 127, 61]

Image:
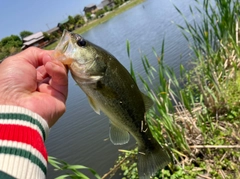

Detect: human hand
[0, 47, 68, 127]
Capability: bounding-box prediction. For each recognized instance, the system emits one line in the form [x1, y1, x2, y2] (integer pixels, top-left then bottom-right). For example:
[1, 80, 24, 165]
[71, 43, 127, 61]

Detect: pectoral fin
[87, 95, 100, 115]
[109, 123, 130, 145]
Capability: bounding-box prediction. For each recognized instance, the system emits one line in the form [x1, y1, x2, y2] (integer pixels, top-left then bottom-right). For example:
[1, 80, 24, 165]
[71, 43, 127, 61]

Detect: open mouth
[55, 30, 72, 53]
[53, 30, 75, 65]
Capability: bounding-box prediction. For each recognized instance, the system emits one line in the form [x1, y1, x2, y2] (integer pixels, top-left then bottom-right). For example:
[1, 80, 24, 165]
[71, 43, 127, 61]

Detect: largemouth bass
[54, 30, 171, 179]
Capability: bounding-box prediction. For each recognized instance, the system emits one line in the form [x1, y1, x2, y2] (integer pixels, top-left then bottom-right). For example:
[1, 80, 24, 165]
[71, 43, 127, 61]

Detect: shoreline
[74, 0, 145, 35]
[45, 0, 145, 50]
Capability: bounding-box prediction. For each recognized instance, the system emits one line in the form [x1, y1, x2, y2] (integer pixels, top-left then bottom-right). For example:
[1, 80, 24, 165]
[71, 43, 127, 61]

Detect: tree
[114, 0, 125, 8]
[68, 15, 75, 25]
[86, 12, 92, 20]
[76, 19, 85, 27]
[74, 14, 85, 27]
[59, 23, 68, 32]
[0, 35, 22, 60]
[49, 32, 60, 41]
[0, 35, 22, 48]
[74, 14, 83, 22]
[43, 32, 50, 41]
[20, 31, 33, 39]
[104, 6, 109, 12]
[96, 9, 105, 18]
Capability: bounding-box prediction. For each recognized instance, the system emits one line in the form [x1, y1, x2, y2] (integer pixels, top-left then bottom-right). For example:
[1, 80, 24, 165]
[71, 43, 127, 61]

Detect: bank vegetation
[49, 0, 240, 178]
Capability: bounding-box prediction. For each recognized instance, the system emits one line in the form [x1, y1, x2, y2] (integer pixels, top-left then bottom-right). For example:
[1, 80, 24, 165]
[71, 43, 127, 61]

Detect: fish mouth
[55, 30, 72, 53]
[54, 30, 89, 66]
[54, 30, 76, 64]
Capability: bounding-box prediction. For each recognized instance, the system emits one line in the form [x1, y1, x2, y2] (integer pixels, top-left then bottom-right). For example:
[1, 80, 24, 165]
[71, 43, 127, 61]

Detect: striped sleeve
[0, 105, 49, 179]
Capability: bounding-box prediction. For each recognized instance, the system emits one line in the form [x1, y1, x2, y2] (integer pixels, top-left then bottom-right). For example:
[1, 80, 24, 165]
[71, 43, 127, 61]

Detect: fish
[54, 30, 171, 179]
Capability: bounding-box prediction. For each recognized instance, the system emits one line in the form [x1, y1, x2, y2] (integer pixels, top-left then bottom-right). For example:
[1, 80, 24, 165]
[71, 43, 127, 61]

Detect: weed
[112, 0, 240, 178]
[48, 156, 101, 179]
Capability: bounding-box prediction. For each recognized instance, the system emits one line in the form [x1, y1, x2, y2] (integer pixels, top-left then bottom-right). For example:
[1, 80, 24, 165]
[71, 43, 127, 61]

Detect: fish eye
[77, 38, 86, 47]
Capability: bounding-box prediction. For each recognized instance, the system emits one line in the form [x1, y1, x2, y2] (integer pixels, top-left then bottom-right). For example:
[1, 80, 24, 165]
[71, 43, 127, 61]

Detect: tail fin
[137, 145, 171, 179]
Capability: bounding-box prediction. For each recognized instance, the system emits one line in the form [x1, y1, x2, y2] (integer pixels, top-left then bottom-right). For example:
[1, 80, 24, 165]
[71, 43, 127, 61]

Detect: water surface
[46, 0, 195, 178]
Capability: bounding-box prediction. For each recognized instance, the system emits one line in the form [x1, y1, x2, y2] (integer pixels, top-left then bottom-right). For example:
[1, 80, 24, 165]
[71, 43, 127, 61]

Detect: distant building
[46, 26, 60, 35]
[101, 0, 115, 9]
[83, 4, 97, 14]
[21, 32, 49, 50]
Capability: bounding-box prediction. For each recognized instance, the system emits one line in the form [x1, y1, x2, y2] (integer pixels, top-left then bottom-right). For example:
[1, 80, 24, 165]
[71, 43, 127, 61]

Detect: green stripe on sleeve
[0, 146, 46, 175]
[0, 170, 16, 179]
[0, 113, 46, 140]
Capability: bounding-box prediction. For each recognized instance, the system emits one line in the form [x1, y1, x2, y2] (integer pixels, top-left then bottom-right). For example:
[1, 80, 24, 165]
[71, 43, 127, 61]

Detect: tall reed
[118, 0, 240, 178]
[48, 0, 240, 178]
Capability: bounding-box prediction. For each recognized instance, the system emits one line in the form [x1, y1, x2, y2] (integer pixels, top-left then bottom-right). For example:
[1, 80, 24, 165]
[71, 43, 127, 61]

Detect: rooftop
[23, 32, 44, 42]
[46, 27, 59, 34]
[85, 4, 96, 8]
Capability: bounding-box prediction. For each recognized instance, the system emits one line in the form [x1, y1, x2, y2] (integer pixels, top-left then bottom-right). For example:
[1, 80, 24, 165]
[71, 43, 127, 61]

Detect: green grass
[48, 0, 240, 178]
[109, 0, 240, 178]
[48, 156, 101, 179]
[44, 41, 58, 50]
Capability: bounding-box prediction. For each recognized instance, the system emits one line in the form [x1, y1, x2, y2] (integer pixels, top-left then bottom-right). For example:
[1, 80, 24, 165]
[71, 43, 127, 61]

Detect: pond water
[46, 0, 196, 178]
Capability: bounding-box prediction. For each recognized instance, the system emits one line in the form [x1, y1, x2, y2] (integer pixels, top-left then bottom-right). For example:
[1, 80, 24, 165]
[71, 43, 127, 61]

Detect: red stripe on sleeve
[0, 124, 47, 160]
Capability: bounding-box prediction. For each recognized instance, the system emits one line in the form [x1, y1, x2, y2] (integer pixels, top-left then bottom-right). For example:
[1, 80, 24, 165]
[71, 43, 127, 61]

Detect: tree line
[0, 0, 130, 61]
[0, 14, 86, 61]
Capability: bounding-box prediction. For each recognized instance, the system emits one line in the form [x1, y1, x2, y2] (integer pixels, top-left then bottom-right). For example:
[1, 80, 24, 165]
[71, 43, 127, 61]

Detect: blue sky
[0, 0, 102, 40]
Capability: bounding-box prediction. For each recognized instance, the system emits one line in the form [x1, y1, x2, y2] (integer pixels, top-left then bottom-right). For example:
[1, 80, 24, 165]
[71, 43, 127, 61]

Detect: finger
[10, 47, 54, 68]
[37, 66, 48, 81]
[37, 78, 66, 110]
[38, 76, 50, 84]
[44, 54, 68, 86]
[45, 60, 68, 102]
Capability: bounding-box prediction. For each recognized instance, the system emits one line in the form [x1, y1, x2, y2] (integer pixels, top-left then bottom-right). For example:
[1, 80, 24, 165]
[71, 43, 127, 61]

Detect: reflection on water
[46, 0, 195, 178]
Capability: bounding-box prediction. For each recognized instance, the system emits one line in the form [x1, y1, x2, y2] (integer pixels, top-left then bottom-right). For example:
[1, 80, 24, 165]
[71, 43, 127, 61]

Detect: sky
[0, 0, 103, 40]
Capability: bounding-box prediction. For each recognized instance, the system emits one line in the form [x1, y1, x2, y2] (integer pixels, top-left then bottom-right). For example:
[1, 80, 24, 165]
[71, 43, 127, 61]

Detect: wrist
[0, 105, 49, 178]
